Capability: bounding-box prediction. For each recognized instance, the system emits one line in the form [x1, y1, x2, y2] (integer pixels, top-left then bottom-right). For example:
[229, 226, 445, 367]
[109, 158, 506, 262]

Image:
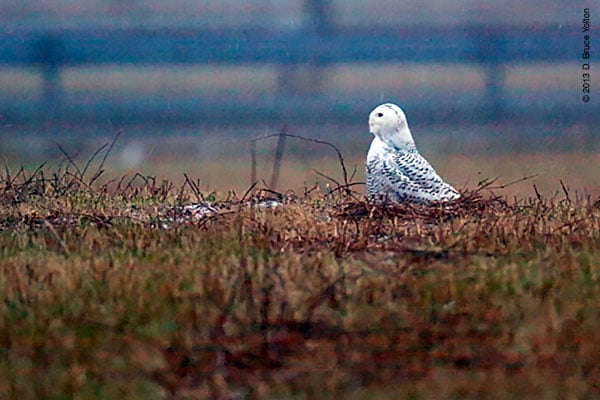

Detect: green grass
[0, 160, 599, 399]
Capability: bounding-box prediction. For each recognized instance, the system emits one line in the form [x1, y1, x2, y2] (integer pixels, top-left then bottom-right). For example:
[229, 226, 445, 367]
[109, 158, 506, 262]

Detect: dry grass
[0, 152, 600, 400]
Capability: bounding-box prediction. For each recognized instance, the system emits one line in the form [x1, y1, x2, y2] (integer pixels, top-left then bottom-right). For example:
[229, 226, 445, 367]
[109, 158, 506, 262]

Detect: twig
[560, 179, 570, 202]
[241, 181, 259, 203]
[56, 143, 83, 179]
[252, 132, 349, 187]
[115, 175, 128, 192]
[270, 125, 288, 190]
[64, 171, 94, 190]
[533, 184, 542, 201]
[313, 169, 340, 187]
[250, 139, 257, 188]
[2, 165, 11, 189]
[258, 188, 284, 200]
[81, 142, 108, 181]
[13, 163, 47, 201]
[486, 174, 537, 190]
[183, 173, 204, 202]
[349, 164, 358, 182]
[21, 163, 47, 187]
[325, 182, 365, 197]
[125, 172, 150, 192]
[90, 130, 123, 186]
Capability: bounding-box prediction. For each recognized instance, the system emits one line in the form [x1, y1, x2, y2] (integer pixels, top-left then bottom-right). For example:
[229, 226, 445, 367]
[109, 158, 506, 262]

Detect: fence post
[304, 0, 334, 34]
[34, 35, 64, 120]
[277, 0, 334, 95]
[469, 25, 507, 119]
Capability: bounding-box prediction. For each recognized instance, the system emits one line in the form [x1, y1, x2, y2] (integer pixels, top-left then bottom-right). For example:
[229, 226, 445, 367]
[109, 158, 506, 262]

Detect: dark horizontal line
[0, 24, 581, 66]
[1, 102, 596, 127]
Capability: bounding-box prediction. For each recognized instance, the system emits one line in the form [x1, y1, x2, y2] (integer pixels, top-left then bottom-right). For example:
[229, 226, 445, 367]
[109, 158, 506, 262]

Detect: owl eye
[377, 113, 384, 117]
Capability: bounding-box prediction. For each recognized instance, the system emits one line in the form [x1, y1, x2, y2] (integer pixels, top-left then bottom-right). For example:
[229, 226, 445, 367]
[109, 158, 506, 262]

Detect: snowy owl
[366, 103, 460, 204]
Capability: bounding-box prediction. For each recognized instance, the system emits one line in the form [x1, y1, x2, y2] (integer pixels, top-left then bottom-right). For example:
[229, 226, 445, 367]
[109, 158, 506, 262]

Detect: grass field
[3, 122, 599, 200]
[0, 142, 599, 399]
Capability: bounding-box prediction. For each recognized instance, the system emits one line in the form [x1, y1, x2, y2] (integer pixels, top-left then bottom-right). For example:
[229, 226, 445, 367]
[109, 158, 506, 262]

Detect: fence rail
[0, 25, 579, 65]
[0, 24, 593, 125]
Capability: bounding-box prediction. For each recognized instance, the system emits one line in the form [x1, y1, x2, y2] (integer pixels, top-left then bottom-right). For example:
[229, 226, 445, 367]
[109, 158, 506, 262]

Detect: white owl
[366, 103, 460, 204]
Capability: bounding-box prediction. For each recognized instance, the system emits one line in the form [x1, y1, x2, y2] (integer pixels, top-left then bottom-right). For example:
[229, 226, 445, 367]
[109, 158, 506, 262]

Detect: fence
[0, 21, 591, 125]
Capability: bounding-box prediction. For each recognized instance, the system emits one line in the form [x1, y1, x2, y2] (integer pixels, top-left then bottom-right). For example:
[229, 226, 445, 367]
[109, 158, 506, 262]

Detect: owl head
[368, 103, 415, 149]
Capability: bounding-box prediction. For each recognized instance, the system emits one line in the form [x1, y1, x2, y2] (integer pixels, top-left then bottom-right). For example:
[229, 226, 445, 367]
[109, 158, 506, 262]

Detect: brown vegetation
[0, 153, 599, 399]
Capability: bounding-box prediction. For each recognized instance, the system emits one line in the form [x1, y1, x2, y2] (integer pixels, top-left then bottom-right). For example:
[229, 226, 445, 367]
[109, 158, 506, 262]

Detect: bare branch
[81, 142, 108, 181]
[252, 132, 349, 187]
[312, 168, 341, 188]
[89, 130, 123, 186]
[56, 143, 82, 179]
[486, 174, 537, 190]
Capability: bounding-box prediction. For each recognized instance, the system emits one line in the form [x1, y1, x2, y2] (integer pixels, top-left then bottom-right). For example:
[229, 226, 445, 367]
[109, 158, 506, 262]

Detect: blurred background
[0, 1, 598, 198]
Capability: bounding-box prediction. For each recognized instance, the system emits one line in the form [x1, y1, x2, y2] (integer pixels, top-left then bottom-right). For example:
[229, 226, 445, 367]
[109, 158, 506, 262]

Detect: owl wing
[369, 148, 458, 203]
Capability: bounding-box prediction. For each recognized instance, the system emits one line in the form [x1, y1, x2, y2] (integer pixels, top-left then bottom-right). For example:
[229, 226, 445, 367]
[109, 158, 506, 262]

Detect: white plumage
[366, 103, 460, 204]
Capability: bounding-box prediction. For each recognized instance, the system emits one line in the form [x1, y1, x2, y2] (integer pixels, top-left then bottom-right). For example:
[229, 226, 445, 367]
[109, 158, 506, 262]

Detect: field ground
[1, 122, 599, 200]
[0, 145, 599, 398]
